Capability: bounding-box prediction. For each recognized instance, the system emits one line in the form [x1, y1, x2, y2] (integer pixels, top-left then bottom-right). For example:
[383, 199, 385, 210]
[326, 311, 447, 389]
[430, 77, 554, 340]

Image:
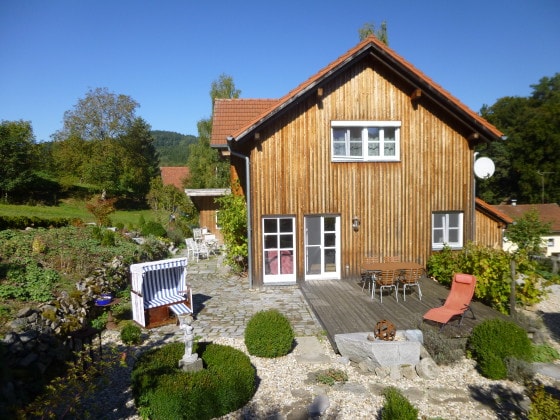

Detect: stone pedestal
[334, 330, 422, 370]
[179, 357, 203, 372]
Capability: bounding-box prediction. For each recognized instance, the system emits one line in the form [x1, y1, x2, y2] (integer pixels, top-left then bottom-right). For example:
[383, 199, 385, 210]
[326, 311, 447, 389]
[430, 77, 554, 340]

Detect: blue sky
[1, 0, 559, 142]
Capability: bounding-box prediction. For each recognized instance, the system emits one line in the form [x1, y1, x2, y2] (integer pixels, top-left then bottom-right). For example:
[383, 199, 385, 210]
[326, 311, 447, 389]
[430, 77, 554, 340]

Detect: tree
[0, 120, 37, 199]
[359, 21, 389, 45]
[54, 87, 139, 142]
[505, 208, 551, 255]
[51, 89, 159, 198]
[479, 73, 560, 204]
[185, 74, 239, 189]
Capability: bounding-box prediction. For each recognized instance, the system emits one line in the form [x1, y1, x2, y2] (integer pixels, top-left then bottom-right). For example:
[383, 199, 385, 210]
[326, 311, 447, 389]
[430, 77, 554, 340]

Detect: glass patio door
[263, 217, 296, 284]
[304, 215, 340, 280]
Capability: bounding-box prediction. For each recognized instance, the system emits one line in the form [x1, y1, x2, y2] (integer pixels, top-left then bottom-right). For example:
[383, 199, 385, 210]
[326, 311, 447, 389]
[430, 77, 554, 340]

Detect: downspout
[227, 136, 253, 289]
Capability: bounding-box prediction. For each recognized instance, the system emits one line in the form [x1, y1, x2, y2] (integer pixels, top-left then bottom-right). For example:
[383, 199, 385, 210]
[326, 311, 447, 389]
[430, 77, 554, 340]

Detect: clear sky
[1, 0, 559, 142]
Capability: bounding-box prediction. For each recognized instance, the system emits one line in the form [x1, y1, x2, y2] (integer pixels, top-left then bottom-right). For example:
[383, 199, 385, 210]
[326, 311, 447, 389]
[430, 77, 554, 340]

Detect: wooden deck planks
[301, 276, 508, 352]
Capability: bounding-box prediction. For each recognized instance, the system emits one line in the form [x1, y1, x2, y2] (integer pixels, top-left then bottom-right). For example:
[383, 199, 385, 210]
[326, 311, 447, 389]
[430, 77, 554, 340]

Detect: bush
[420, 323, 466, 365]
[141, 221, 167, 238]
[120, 322, 142, 345]
[468, 318, 533, 379]
[132, 342, 255, 420]
[528, 383, 560, 420]
[244, 309, 294, 358]
[426, 242, 544, 314]
[381, 387, 418, 420]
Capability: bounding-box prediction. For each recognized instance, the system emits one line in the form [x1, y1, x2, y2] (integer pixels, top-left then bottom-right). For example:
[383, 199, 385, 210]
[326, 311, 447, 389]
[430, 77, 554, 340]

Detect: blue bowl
[96, 294, 112, 306]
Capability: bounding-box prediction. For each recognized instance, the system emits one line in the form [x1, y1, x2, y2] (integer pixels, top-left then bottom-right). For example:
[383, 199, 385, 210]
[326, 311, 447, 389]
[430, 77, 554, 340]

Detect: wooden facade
[214, 37, 503, 287]
[185, 189, 229, 244]
[474, 198, 512, 249]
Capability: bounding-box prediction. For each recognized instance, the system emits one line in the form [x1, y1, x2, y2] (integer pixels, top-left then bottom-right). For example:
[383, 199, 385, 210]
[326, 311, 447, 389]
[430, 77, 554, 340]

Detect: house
[160, 166, 189, 190]
[185, 188, 229, 244]
[211, 36, 503, 287]
[494, 202, 560, 256]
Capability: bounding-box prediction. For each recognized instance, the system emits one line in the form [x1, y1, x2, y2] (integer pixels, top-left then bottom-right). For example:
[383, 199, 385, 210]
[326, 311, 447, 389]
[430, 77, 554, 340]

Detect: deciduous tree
[0, 120, 36, 199]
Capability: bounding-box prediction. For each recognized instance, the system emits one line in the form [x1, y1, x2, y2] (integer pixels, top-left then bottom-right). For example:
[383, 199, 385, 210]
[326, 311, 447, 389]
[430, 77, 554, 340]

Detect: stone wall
[0, 256, 129, 411]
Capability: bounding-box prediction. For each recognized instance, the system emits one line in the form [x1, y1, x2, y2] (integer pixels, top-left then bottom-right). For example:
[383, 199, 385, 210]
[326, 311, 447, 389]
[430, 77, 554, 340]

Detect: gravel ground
[81, 284, 560, 420]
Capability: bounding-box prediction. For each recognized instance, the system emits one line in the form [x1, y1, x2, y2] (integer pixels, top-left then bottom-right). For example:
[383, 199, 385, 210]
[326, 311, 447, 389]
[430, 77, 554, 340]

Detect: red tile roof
[221, 36, 502, 145]
[211, 99, 280, 147]
[160, 167, 189, 190]
[494, 203, 560, 232]
[475, 198, 514, 225]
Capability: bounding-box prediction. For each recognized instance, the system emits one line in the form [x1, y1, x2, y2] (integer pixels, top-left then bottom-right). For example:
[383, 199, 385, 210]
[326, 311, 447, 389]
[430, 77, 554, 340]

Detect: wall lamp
[352, 216, 360, 232]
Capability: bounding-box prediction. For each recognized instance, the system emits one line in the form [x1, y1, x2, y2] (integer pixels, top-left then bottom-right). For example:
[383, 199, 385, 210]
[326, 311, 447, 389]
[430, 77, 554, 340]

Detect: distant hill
[152, 130, 198, 166]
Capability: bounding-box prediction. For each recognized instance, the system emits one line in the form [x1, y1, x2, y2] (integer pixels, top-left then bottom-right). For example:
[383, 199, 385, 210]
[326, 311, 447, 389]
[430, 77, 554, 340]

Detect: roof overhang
[185, 188, 231, 197]
[228, 37, 503, 147]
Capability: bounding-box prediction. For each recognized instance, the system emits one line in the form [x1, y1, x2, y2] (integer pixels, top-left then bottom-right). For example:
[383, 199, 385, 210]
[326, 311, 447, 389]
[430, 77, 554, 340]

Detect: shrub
[120, 322, 142, 345]
[132, 342, 255, 420]
[468, 318, 533, 379]
[527, 383, 560, 420]
[244, 309, 294, 358]
[504, 356, 534, 383]
[141, 221, 167, 238]
[381, 387, 418, 420]
[420, 323, 466, 365]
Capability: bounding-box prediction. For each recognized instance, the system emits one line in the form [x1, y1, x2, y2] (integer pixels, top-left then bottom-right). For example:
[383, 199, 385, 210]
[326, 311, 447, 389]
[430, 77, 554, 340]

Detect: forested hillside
[152, 130, 198, 166]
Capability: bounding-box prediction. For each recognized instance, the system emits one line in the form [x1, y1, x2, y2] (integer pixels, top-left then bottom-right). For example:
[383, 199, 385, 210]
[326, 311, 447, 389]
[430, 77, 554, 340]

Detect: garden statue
[178, 314, 202, 372]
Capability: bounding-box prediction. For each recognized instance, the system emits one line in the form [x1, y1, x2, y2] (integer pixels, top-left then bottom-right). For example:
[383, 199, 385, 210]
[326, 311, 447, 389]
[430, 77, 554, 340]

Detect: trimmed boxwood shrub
[120, 322, 142, 345]
[468, 318, 533, 379]
[131, 342, 255, 419]
[244, 309, 294, 358]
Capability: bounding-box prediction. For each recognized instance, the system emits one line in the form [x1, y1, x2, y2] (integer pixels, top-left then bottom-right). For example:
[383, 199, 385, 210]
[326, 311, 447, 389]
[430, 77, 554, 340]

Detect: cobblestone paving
[154, 252, 324, 341]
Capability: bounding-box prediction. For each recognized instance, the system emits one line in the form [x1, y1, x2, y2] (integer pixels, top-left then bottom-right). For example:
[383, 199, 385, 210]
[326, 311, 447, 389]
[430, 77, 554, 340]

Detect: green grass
[0, 201, 163, 228]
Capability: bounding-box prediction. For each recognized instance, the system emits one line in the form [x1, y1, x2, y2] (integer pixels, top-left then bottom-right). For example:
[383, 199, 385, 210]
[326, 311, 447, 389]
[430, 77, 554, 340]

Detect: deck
[300, 276, 508, 352]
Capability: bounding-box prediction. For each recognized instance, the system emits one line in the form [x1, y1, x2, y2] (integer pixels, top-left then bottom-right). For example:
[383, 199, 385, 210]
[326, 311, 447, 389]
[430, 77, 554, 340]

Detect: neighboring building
[494, 202, 560, 256]
[160, 167, 189, 190]
[185, 188, 230, 244]
[211, 36, 503, 287]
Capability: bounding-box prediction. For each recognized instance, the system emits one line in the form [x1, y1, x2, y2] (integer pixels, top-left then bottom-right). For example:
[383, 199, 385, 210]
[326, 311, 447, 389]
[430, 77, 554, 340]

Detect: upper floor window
[432, 211, 463, 250]
[331, 121, 401, 162]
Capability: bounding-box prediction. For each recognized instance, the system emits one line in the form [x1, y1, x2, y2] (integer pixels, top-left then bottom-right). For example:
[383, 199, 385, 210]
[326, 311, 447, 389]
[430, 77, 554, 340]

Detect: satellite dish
[474, 157, 495, 179]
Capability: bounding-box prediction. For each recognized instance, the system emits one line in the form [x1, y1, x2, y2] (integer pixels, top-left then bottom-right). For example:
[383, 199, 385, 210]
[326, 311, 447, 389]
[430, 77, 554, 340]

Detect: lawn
[0, 200, 163, 228]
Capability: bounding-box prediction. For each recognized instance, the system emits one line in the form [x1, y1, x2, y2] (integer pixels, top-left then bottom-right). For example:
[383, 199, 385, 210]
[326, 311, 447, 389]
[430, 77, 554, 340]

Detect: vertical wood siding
[240, 57, 477, 285]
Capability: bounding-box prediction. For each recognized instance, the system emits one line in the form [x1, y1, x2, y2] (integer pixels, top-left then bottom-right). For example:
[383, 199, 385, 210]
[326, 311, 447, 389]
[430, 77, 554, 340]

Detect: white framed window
[331, 121, 401, 162]
[432, 212, 463, 250]
[547, 238, 554, 247]
[215, 210, 221, 230]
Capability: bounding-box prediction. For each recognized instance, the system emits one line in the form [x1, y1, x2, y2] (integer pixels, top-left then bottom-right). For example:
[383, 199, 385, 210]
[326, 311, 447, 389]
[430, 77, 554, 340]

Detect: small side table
[95, 298, 121, 330]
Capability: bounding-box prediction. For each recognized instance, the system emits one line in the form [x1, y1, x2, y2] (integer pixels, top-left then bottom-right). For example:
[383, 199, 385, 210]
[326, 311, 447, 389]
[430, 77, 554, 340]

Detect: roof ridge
[230, 36, 502, 142]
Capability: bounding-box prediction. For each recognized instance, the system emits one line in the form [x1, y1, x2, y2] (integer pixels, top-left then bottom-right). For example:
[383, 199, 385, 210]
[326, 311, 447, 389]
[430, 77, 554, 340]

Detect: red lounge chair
[423, 273, 476, 328]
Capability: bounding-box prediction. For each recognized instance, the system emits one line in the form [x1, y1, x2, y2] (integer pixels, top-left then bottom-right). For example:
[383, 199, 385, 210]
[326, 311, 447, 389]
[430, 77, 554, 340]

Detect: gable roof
[211, 99, 280, 148]
[493, 203, 560, 232]
[224, 36, 503, 146]
[475, 198, 514, 226]
[160, 167, 189, 190]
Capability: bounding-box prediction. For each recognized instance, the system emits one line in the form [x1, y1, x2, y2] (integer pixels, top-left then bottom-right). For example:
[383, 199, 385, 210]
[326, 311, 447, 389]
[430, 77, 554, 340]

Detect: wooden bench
[130, 258, 193, 328]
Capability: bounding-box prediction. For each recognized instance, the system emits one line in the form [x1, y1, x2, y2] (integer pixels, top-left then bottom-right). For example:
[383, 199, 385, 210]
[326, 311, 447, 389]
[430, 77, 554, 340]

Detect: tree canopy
[54, 87, 139, 142]
[359, 21, 389, 45]
[50, 88, 159, 199]
[478, 73, 560, 204]
[0, 120, 37, 199]
[185, 74, 239, 189]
